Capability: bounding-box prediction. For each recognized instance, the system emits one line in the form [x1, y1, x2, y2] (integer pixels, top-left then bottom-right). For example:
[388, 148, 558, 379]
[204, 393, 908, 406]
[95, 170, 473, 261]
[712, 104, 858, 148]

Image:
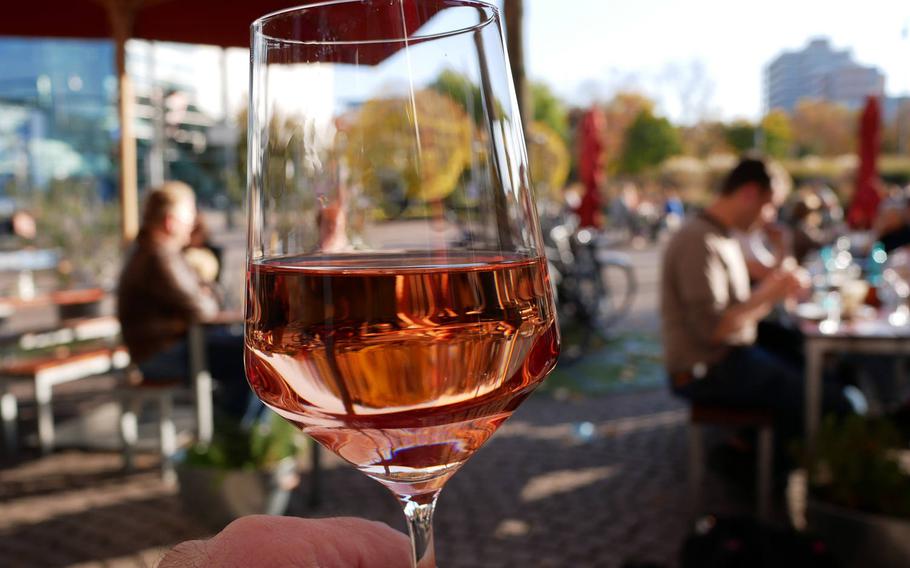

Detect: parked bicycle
[541, 211, 637, 361]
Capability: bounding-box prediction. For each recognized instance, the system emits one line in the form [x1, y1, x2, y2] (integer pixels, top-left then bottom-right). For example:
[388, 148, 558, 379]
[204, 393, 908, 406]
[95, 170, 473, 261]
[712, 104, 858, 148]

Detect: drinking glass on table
[881, 268, 910, 326]
[245, 2, 560, 566]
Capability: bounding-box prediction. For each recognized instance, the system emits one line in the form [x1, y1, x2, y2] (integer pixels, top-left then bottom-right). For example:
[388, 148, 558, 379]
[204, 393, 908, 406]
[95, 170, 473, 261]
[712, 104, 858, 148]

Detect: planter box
[176, 458, 299, 532]
[808, 499, 910, 568]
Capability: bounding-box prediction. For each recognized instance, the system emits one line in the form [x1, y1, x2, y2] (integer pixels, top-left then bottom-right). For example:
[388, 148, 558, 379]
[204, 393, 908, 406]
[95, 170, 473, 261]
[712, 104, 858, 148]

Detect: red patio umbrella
[1, 0, 443, 240]
[575, 106, 606, 228]
[847, 95, 882, 230]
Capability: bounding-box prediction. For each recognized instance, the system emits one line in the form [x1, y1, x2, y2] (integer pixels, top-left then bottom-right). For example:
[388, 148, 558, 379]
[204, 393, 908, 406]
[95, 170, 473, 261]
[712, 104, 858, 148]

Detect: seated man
[661, 158, 851, 440]
[118, 181, 250, 417]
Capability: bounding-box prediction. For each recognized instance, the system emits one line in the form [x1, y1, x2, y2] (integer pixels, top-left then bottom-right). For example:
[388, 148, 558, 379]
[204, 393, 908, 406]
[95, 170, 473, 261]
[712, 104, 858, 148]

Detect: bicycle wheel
[596, 260, 636, 329]
[572, 246, 636, 340]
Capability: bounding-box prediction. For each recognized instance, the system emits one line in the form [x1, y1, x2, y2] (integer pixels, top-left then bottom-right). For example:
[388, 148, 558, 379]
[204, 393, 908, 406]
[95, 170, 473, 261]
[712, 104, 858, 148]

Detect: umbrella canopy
[575, 106, 605, 228]
[847, 95, 882, 230]
[1, 0, 443, 240]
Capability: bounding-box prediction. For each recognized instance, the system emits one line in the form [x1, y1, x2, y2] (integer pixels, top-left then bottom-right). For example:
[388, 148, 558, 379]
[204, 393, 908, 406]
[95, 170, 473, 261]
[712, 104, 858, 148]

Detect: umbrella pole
[504, 0, 530, 137]
[109, 2, 139, 243]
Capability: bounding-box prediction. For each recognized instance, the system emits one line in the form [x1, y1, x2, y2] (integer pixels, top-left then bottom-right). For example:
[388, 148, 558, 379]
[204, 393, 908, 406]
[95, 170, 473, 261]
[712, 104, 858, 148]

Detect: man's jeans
[672, 346, 852, 441]
[138, 325, 258, 419]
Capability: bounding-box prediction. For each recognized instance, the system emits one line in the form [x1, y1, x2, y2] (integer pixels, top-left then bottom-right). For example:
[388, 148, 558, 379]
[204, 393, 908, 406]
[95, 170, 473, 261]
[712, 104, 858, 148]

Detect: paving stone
[0, 389, 768, 567]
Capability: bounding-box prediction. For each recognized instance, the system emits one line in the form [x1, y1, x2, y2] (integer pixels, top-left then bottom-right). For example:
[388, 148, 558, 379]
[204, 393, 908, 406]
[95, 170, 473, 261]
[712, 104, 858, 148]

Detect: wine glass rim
[252, 0, 499, 47]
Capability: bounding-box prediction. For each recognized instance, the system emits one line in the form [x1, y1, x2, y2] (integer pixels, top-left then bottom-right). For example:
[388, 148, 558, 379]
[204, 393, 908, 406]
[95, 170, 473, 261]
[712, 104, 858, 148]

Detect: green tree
[760, 110, 793, 158]
[430, 69, 485, 125]
[530, 82, 568, 140]
[724, 120, 757, 153]
[602, 91, 655, 173]
[618, 109, 681, 174]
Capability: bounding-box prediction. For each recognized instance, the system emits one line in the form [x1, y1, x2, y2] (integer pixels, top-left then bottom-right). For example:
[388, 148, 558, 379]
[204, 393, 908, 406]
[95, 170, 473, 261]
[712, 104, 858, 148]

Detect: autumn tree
[791, 99, 856, 156]
[527, 121, 570, 201]
[346, 90, 472, 203]
[659, 59, 715, 125]
[601, 91, 655, 173]
[882, 99, 910, 155]
[679, 121, 729, 157]
[760, 110, 794, 159]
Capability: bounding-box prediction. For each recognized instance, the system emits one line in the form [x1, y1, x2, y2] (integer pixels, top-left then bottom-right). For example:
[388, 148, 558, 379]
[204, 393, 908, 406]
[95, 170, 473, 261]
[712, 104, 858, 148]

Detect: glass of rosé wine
[245, 2, 559, 565]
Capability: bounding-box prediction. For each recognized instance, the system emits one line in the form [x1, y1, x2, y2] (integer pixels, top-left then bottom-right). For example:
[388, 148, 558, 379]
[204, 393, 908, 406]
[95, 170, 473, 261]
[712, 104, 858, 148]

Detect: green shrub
[183, 411, 302, 470]
[811, 415, 910, 518]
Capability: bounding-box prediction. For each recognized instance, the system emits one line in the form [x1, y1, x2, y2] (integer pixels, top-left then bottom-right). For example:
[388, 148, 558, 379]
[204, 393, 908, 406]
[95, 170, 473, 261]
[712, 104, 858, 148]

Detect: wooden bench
[689, 403, 774, 520]
[0, 345, 130, 454]
[9, 315, 121, 351]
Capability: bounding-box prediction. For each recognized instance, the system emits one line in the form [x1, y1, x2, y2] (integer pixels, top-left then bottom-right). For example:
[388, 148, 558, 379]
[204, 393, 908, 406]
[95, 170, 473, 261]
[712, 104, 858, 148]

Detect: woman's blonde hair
[141, 181, 196, 230]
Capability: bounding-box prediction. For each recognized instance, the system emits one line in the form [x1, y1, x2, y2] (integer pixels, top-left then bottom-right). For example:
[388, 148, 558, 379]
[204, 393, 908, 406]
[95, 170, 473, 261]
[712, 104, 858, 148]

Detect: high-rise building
[764, 38, 884, 114]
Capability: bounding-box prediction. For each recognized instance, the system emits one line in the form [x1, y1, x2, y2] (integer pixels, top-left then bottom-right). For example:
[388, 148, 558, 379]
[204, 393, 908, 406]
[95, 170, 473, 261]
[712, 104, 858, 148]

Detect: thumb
[159, 515, 412, 568]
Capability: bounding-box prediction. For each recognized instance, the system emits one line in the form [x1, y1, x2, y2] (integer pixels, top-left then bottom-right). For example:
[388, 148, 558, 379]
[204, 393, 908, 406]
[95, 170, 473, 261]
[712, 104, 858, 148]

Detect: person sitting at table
[117, 181, 251, 418]
[661, 157, 854, 444]
[183, 215, 223, 286]
[875, 197, 910, 253]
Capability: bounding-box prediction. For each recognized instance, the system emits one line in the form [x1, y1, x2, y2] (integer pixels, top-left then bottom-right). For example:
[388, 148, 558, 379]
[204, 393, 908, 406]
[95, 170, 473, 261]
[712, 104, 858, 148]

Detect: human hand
[159, 515, 411, 568]
[756, 267, 805, 304]
[762, 221, 792, 258]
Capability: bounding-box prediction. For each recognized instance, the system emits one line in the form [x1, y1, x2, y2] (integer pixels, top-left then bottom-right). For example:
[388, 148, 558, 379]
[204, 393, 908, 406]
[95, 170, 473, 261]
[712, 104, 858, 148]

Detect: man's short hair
[720, 158, 772, 196]
[142, 181, 196, 229]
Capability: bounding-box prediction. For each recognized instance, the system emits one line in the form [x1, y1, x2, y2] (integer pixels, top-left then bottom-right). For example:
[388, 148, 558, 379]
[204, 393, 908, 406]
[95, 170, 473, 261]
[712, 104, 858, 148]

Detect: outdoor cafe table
[0, 287, 107, 326]
[801, 314, 910, 456]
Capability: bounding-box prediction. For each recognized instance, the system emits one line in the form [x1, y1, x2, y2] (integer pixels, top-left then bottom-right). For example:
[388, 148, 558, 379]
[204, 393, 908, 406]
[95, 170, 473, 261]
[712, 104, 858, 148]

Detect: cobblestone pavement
[1, 239, 761, 566]
[0, 388, 757, 568]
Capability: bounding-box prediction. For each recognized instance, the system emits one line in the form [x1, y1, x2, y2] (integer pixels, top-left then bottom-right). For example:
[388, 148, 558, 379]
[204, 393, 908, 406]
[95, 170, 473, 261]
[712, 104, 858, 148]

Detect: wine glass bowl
[246, 2, 559, 564]
[245, 254, 558, 496]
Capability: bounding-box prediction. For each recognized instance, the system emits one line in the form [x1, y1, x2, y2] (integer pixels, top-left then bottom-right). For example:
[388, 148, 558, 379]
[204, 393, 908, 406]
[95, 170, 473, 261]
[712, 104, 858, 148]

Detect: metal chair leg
[0, 384, 18, 455]
[35, 378, 54, 455]
[159, 392, 177, 485]
[757, 425, 774, 521]
[688, 423, 705, 516]
[120, 396, 142, 471]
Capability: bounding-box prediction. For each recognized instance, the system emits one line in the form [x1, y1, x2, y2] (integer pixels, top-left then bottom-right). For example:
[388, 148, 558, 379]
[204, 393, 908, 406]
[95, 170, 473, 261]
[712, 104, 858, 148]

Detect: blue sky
[188, 0, 910, 125]
[522, 0, 910, 122]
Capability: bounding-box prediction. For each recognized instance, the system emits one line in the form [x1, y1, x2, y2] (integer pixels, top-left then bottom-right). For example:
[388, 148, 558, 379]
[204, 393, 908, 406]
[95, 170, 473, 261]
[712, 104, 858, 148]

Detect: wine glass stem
[401, 494, 439, 568]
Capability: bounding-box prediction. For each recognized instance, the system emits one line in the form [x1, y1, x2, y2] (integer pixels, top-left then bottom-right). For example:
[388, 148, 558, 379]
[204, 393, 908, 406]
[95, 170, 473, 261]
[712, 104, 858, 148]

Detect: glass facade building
[0, 37, 117, 197]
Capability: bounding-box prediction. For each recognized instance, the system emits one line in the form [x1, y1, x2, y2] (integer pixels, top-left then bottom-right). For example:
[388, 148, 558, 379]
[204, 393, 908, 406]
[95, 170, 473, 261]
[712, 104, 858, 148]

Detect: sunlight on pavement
[494, 518, 531, 539]
[499, 409, 687, 442]
[520, 465, 619, 503]
[1, 477, 173, 530]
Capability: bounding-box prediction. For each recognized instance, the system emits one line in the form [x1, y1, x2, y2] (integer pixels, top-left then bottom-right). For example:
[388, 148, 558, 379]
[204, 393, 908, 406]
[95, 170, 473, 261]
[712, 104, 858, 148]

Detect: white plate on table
[795, 303, 827, 321]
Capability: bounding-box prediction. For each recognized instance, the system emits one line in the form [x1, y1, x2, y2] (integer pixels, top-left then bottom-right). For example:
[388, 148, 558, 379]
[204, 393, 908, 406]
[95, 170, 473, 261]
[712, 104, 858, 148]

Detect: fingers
[159, 516, 412, 568]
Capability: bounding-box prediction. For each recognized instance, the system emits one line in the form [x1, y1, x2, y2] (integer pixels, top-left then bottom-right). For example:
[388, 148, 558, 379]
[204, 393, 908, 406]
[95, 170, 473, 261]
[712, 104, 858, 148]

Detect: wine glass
[245, 2, 560, 566]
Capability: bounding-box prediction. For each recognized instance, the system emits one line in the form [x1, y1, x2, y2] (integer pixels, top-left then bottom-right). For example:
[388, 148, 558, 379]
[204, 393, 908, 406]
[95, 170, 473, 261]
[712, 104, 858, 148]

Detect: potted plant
[807, 414, 910, 568]
[176, 411, 304, 532]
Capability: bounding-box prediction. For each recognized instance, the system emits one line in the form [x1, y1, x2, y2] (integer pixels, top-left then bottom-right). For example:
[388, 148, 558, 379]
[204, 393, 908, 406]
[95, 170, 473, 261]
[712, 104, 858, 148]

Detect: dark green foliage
[531, 82, 569, 141]
[618, 110, 682, 174]
[183, 411, 300, 470]
[430, 69, 486, 125]
[811, 415, 910, 518]
[724, 120, 757, 154]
